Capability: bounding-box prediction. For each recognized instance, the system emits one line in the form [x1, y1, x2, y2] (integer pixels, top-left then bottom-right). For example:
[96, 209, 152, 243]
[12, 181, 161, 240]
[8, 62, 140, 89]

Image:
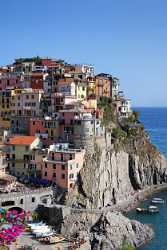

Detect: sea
[128, 107, 167, 250]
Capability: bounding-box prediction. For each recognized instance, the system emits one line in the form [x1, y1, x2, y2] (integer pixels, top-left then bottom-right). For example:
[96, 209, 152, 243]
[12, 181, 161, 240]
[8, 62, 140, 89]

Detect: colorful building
[74, 64, 94, 77]
[75, 80, 87, 100]
[11, 88, 43, 117]
[87, 77, 96, 97]
[0, 73, 21, 90]
[28, 117, 59, 146]
[51, 93, 77, 113]
[42, 143, 85, 191]
[6, 136, 42, 178]
[57, 78, 76, 96]
[0, 89, 12, 129]
[95, 73, 111, 98]
[111, 77, 119, 99]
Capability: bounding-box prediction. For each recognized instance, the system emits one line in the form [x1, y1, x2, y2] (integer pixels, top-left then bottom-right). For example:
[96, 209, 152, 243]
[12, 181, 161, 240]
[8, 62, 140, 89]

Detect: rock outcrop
[90, 211, 153, 250]
[60, 130, 167, 249]
[60, 210, 153, 250]
[66, 132, 167, 209]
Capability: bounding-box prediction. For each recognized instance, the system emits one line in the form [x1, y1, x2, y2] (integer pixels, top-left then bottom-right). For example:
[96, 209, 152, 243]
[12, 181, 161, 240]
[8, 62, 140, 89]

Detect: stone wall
[0, 187, 53, 211]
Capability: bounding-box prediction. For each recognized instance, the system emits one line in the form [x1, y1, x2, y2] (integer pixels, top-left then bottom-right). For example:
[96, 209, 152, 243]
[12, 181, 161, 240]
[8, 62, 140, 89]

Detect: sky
[0, 0, 167, 106]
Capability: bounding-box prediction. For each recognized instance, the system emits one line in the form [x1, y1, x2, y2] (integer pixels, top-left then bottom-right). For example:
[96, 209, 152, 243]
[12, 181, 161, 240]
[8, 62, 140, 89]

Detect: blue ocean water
[135, 107, 167, 157]
[128, 107, 167, 250]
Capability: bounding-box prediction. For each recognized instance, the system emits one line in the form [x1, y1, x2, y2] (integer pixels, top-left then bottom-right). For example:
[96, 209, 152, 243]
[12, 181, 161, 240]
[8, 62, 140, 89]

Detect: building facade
[42, 143, 85, 191]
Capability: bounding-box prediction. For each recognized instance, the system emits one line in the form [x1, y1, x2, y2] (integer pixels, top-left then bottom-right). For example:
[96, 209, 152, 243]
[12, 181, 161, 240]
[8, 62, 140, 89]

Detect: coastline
[111, 183, 167, 214]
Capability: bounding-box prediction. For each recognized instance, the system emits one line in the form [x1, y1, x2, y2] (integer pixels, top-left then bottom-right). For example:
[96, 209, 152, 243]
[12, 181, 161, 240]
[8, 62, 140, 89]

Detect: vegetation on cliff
[97, 97, 116, 126]
[120, 240, 135, 250]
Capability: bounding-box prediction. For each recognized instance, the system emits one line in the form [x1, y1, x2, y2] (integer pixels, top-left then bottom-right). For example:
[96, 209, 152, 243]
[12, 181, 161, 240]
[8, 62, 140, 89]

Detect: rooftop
[8, 136, 37, 145]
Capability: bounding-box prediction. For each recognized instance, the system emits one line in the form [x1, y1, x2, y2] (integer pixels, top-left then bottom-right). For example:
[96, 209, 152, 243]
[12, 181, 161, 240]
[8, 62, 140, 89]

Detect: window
[45, 163, 47, 168]
[25, 146, 29, 151]
[12, 145, 15, 151]
[2, 201, 15, 207]
[26, 95, 29, 99]
[33, 121, 35, 125]
[44, 172, 47, 176]
[69, 154, 72, 160]
[12, 163, 15, 168]
[53, 164, 56, 169]
[20, 199, 23, 204]
[12, 154, 15, 159]
[62, 173, 65, 179]
[69, 173, 74, 179]
[32, 197, 35, 203]
[61, 165, 65, 170]
[32, 95, 34, 99]
[53, 173, 56, 178]
[76, 163, 79, 168]
[82, 87, 85, 91]
[70, 183, 73, 188]
[51, 152, 54, 161]
[70, 165, 72, 170]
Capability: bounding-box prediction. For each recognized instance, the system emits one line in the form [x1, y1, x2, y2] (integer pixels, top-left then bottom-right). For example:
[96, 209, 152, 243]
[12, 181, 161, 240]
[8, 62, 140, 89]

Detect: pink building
[42, 143, 85, 191]
[11, 88, 44, 117]
[0, 74, 22, 90]
[51, 93, 77, 113]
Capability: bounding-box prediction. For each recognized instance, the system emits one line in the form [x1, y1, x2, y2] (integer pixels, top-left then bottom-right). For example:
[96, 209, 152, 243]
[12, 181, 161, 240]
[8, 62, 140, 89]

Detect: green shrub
[112, 127, 127, 140]
[120, 239, 135, 250]
[97, 97, 116, 126]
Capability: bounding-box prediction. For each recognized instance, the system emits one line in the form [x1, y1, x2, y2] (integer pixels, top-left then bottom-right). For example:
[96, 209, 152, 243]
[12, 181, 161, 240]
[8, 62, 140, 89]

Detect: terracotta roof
[8, 136, 36, 145]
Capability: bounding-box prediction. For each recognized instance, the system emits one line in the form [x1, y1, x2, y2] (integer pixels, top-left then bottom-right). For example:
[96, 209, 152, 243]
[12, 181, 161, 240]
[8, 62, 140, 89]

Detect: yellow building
[76, 81, 87, 100]
[87, 78, 96, 97]
[6, 136, 42, 178]
[82, 98, 97, 110]
[0, 89, 12, 129]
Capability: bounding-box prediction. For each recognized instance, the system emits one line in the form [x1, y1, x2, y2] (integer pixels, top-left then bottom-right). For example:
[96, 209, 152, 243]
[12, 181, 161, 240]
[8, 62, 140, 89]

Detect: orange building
[95, 73, 112, 98]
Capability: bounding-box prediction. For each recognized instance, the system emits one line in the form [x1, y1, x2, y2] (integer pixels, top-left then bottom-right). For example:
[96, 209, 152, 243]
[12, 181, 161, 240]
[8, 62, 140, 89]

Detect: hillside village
[0, 57, 132, 192]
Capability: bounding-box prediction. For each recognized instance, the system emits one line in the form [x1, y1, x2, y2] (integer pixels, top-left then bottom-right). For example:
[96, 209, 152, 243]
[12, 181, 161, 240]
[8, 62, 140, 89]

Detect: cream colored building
[6, 136, 42, 178]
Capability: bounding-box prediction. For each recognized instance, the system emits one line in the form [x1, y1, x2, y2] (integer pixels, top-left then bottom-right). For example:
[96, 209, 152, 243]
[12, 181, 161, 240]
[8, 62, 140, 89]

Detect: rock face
[90, 212, 154, 250]
[60, 210, 153, 250]
[129, 153, 167, 190]
[54, 130, 167, 249]
[66, 133, 167, 209]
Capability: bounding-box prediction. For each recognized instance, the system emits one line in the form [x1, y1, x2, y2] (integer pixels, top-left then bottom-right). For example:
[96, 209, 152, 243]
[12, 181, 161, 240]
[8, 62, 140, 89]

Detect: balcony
[44, 157, 66, 164]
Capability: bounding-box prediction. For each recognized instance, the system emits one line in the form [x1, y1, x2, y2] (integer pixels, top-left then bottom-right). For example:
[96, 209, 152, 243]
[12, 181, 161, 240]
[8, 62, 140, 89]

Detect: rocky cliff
[47, 117, 167, 249]
[60, 210, 153, 250]
[59, 125, 167, 249]
[66, 128, 167, 209]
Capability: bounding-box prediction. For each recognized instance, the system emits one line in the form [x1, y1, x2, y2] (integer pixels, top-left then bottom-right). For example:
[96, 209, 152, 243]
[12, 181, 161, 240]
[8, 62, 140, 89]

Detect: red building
[28, 117, 59, 147]
[95, 73, 112, 98]
[31, 72, 46, 89]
